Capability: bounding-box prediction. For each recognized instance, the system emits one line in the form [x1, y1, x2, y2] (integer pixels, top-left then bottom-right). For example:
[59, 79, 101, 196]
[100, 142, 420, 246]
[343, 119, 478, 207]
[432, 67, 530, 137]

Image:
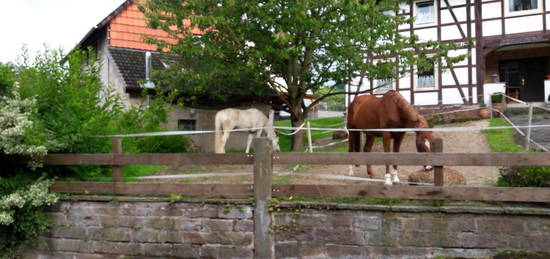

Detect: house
[76, 0, 270, 152]
[347, 0, 550, 108]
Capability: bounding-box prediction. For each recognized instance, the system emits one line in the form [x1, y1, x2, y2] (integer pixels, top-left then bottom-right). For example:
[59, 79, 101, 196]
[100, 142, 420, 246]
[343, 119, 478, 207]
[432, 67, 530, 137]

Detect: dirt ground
[147, 120, 500, 186]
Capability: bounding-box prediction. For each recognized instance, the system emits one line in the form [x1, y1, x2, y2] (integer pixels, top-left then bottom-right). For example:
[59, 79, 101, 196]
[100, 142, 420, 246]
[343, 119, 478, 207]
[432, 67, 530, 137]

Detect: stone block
[458, 232, 507, 249]
[146, 216, 176, 230]
[327, 213, 354, 228]
[40, 238, 95, 253]
[101, 227, 131, 242]
[399, 230, 460, 247]
[446, 215, 476, 233]
[326, 244, 366, 258]
[275, 228, 315, 242]
[48, 226, 87, 239]
[275, 243, 326, 258]
[179, 204, 219, 218]
[202, 231, 252, 245]
[476, 217, 526, 234]
[234, 219, 253, 232]
[174, 218, 202, 231]
[296, 214, 329, 229]
[314, 228, 366, 246]
[217, 206, 253, 219]
[526, 217, 550, 232]
[95, 241, 141, 255]
[218, 246, 253, 258]
[202, 218, 234, 231]
[184, 231, 206, 244]
[131, 228, 173, 243]
[139, 243, 174, 257]
[354, 214, 382, 231]
[173, 244, 200, 258]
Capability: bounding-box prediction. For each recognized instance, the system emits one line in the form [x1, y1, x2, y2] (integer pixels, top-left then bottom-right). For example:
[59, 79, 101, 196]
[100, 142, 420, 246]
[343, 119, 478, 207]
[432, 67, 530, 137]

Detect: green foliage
[482, 118, 526, 153]
[0, 176, 59, 256]
[482, 118, 550, 187]
[491, 93, 504, 103]
[498, 166, 550, 187]
[140, 0, 469, 150]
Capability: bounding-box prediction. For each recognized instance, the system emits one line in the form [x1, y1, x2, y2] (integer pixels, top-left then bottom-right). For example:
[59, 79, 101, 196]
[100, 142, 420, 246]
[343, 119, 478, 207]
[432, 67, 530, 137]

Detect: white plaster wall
[462, 87, 471, 102]
[399, 74, 412, 89]
[483, 20, 502, 37]
[447, 0, 466, 6]
[415, 28, 438, 42]
[414, 92, 439, 105]
[482, 2, 502, 19]
[546, 14, 550, 29]
[454, 67, 470, 85]
[442, 88, 465, 104]
[545, 80, 550, 103]
[472, 87, 478, 103]
[442, 70, 456, 86]
[448, 49, 470, 66]
[400, 91, 412, 103]
[441, 25, 463, 41]
[506, 15, 543, 34]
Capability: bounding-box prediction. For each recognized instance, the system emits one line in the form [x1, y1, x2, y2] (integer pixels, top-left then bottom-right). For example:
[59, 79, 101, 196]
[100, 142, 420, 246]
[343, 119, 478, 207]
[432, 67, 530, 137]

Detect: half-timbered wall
[348, 0, 550, 106]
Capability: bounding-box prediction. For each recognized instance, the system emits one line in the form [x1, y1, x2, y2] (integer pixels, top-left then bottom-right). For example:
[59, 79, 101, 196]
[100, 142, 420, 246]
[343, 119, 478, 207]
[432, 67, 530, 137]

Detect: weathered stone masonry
[25, 197, 550, 258]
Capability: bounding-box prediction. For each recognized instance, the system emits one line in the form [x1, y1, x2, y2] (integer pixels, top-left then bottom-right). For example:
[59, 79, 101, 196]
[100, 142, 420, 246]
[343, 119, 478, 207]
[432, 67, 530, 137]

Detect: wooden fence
[5, 138, 550, 203]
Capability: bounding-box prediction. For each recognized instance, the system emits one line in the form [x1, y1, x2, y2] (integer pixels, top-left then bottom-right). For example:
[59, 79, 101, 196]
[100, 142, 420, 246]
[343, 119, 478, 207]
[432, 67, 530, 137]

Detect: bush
[491, 93, 503, 103]
[498, 166, 550, 187]
[0, 176, 59, 256]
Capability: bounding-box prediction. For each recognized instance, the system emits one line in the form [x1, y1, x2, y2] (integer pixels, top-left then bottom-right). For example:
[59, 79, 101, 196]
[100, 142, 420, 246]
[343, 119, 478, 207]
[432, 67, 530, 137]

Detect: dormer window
[415, 1, 435, 25]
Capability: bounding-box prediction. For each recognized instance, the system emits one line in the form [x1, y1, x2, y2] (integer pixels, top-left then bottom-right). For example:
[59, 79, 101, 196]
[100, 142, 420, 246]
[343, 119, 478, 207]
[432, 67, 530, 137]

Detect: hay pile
[408, 167, 467, 185]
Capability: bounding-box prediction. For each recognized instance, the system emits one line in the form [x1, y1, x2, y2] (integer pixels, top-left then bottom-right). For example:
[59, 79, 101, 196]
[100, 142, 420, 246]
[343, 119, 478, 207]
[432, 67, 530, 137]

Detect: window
[509, 0, 537, 12]
[375, 78, 394, 92]
[416, 1, 435, 25]
[416, 60, 437, 90]
[178, 120, 196, 131]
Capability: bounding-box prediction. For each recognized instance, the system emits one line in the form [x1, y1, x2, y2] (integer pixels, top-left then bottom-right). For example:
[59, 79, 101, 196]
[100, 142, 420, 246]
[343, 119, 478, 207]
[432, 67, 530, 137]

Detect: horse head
[414, 116, 434, 171]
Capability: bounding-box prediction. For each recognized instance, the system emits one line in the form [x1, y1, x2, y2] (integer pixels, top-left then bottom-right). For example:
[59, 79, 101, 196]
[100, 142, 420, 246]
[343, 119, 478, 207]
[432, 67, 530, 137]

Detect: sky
[0, 0, 126, 63]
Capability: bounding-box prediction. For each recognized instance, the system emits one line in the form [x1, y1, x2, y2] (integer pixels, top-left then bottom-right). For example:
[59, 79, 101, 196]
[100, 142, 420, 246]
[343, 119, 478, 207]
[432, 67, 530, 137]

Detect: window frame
[413, 0, 437, 28]
[413, 58, 439, 91]
[504, 0, 542, 17]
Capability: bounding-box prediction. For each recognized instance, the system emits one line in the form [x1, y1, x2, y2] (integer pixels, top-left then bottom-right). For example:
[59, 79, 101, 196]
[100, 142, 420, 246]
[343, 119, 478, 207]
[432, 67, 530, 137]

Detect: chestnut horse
[347, 90, 434, 185]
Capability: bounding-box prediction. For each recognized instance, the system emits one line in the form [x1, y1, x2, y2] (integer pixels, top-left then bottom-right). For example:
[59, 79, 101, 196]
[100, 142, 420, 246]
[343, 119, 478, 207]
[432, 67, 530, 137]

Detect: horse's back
[347, 95, 381, 129]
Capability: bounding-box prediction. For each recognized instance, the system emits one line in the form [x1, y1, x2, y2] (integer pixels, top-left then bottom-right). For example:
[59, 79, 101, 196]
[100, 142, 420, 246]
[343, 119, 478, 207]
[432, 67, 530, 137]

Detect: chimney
[145, 51, 151, 81]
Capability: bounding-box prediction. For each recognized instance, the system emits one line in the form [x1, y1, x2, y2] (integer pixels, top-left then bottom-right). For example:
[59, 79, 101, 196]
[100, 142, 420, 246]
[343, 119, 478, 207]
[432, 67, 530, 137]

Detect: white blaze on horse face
[424, 139, 431, 151]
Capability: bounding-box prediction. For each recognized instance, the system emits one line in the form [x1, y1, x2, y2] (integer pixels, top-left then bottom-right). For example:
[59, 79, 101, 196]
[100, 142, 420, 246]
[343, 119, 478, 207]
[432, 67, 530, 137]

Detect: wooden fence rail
[3, 137, 550, 203]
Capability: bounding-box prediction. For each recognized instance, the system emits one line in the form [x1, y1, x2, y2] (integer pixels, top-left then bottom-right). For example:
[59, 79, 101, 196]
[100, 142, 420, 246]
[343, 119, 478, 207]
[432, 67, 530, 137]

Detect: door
[499, 57, 548, 102]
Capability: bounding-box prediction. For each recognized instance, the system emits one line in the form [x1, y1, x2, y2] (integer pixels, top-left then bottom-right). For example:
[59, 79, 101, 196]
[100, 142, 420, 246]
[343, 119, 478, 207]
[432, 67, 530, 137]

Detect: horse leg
[220, 127, 231, 154]
[245, 133, 254, 153]
[348, 131, 360, 176]
[382, 132, 393, 185]
[363, 134, 375, 178]
[391, 133, 405, 183]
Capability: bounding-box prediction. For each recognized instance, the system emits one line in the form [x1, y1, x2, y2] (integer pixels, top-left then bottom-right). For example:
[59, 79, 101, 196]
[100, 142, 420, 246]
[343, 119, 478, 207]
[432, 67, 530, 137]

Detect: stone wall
[25, 197, 550, 258]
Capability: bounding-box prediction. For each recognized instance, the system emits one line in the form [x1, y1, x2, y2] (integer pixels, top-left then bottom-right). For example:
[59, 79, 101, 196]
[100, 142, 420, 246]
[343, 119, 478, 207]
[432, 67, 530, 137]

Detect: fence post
[307, 121, 313, 153]
[112, 137, 123, 182]
[433, 138, 444, 186]
[525, 104, 533, 150]
[253, 138, 274, 258]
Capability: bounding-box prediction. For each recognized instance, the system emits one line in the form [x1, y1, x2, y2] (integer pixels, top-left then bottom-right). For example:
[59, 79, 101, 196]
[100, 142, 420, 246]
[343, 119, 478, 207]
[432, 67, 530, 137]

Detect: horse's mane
[384, 90, 426, 126]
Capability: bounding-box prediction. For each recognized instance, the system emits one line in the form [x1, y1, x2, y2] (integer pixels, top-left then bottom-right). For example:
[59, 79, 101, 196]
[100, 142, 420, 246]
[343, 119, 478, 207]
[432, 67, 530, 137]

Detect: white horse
[215, 108, 280, 153]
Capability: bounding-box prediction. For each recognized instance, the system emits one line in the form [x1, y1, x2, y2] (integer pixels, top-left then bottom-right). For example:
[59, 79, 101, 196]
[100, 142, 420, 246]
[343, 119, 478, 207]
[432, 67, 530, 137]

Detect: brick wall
[24, 197, 550, 258]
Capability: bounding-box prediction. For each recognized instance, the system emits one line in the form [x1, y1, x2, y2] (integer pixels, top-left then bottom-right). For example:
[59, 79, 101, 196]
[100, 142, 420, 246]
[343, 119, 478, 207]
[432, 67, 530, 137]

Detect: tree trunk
[290, 107, 305, 151]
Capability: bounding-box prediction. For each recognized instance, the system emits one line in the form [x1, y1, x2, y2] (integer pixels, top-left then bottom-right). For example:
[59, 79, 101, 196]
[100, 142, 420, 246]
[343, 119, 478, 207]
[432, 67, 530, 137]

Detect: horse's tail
[346, 100, 360, 153]
[215, 113, 223, 153]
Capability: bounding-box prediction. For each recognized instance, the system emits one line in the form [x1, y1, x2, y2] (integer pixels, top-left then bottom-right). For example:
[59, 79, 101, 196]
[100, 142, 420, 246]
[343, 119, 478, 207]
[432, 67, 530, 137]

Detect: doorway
[499, 57, 548, 102]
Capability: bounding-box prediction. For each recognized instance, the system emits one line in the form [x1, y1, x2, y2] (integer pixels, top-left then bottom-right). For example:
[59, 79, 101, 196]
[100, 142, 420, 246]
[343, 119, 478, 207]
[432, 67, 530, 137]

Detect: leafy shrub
[491, 93, 503, 103]
[0, 176, 59, 256]
[498, 166, 550, 187]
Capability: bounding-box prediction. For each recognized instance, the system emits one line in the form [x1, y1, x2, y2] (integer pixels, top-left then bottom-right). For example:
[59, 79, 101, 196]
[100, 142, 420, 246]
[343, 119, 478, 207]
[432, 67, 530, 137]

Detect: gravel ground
[150, 120, 500, 186]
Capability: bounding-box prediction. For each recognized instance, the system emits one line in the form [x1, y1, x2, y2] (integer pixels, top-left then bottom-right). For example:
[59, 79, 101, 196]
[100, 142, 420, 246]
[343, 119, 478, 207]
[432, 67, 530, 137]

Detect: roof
[77, 0, 133, 49]
[108, 47, 166, 90]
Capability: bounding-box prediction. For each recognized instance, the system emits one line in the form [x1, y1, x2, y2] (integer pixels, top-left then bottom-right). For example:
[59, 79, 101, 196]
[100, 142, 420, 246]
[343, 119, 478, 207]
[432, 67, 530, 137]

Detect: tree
[141, 0, 468, 150]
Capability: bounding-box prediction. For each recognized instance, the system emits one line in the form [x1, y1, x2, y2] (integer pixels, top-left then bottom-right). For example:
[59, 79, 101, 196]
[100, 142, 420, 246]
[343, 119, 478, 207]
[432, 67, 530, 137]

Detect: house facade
[348, 0, 550, 107]
[78, 0, 268, 152]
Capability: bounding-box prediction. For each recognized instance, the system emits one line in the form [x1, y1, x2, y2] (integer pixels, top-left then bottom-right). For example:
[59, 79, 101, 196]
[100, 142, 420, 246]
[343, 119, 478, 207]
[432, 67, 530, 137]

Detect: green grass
[275, 116, 345, 152]
[65, 165, 165, 182]
[481, 118, 527, 153]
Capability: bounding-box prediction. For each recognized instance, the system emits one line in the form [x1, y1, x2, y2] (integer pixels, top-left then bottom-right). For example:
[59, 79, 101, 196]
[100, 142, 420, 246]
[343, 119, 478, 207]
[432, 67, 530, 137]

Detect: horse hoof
[424, 165, 433, 171]
[392, 176, 400, 183]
